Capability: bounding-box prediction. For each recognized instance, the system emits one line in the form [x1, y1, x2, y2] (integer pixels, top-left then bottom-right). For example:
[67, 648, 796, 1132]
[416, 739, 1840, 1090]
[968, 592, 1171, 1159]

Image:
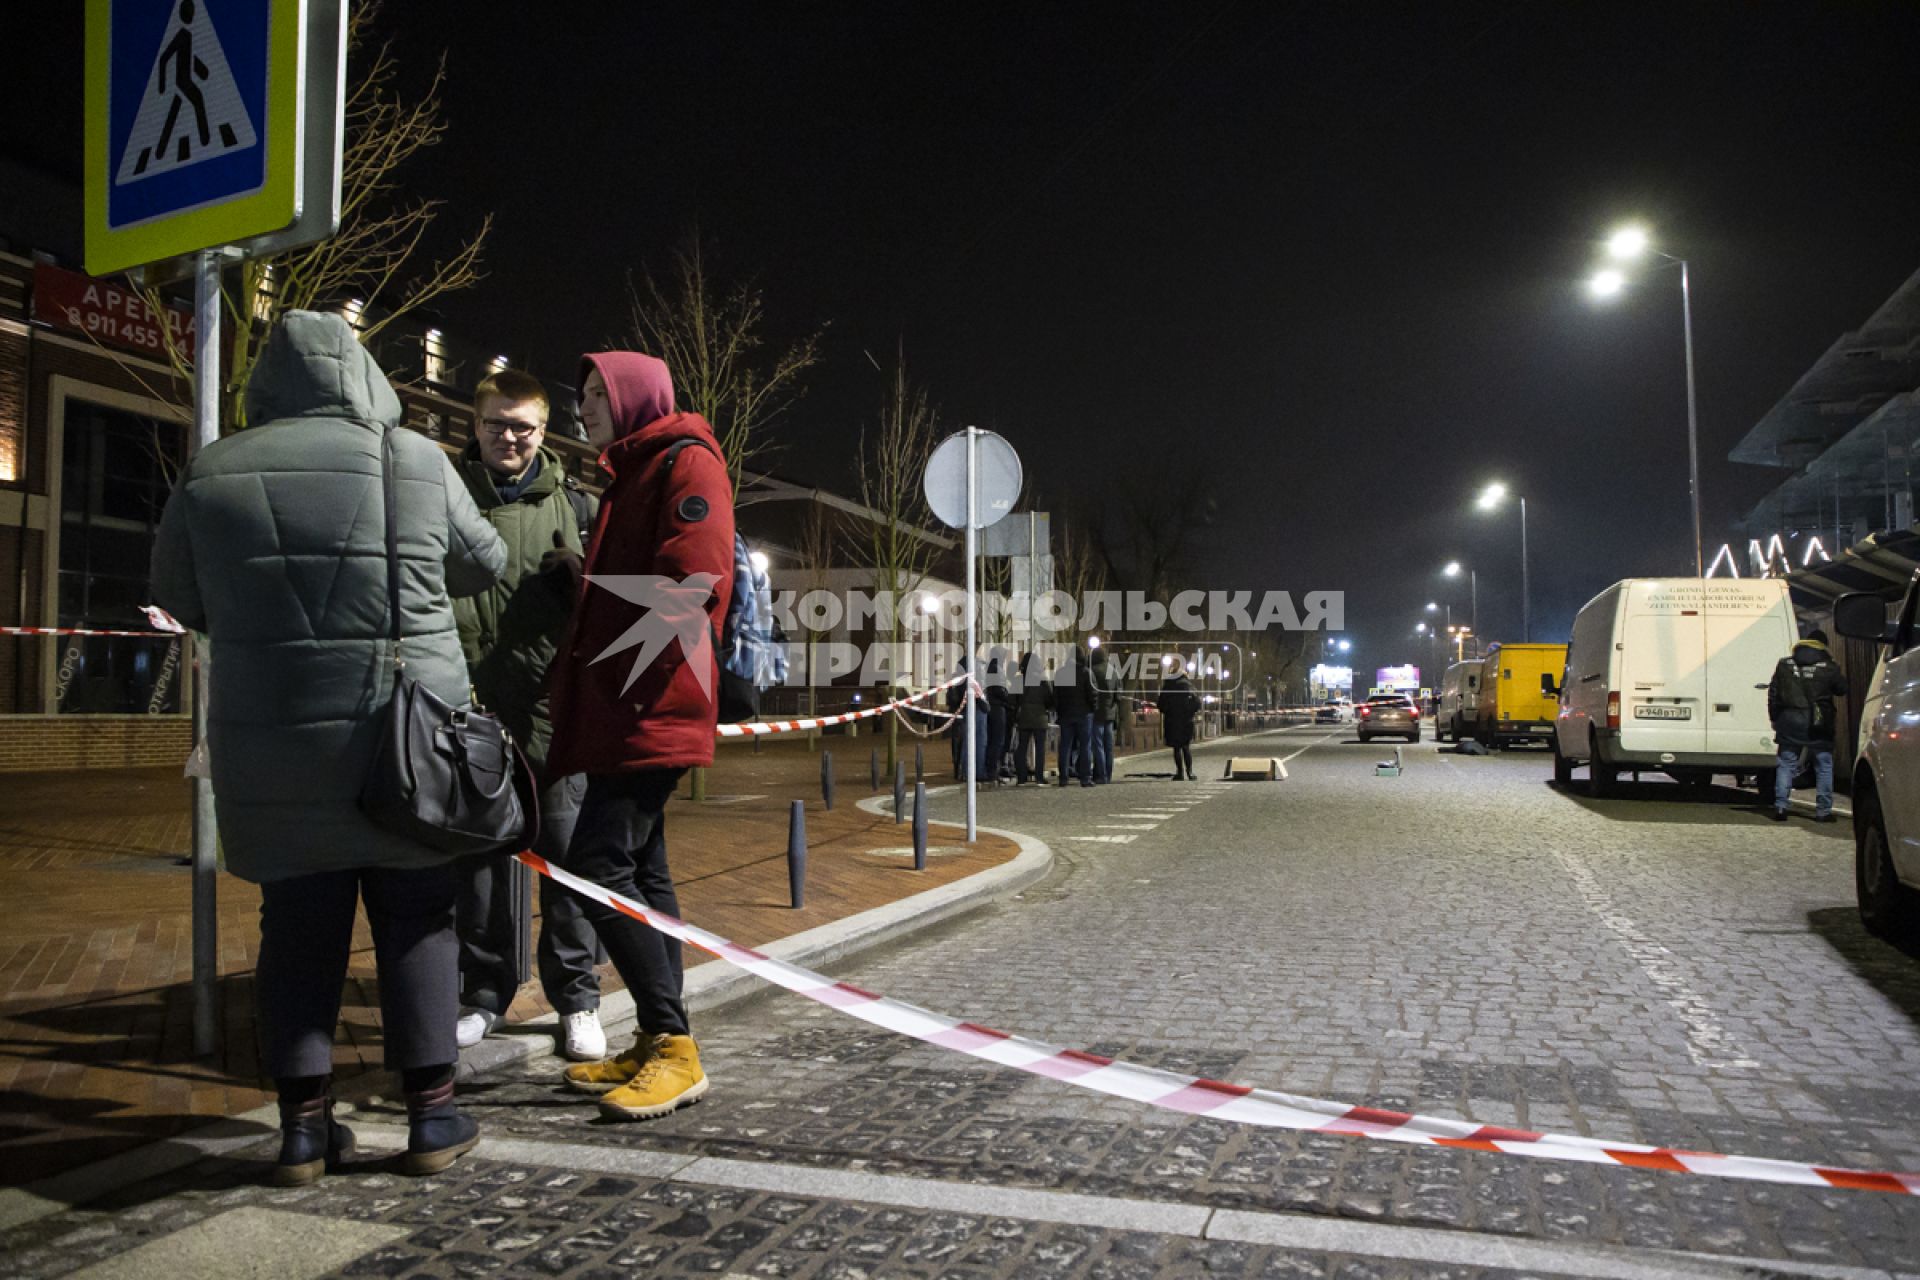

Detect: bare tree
[141, 1, 490, 436]
[1095, 468, 1216, 616]
[857, 352, 943, 772]
[625, 235, 825, 493]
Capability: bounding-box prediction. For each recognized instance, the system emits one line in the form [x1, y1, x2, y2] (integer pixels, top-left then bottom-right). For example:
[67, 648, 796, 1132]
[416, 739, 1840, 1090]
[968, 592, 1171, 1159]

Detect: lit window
[252, 264, 276, 324]
[424, 328, 447, 384]
[342, 298, 366, 331]
[489, 354, 510, 373]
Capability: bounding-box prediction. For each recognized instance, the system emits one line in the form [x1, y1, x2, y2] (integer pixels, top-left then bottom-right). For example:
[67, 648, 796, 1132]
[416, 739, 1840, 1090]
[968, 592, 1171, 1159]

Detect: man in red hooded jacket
[545, 351, 734, 1121]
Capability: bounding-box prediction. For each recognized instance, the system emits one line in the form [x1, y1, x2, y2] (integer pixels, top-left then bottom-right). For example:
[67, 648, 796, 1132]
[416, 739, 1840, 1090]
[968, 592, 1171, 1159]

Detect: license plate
[1634, 705, 1692, 720]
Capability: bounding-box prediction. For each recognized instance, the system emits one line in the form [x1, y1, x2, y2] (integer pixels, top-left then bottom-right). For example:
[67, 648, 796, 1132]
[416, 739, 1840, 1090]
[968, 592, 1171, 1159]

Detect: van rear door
[1620, 584, 1708, 755]
[1703, 583, 1794, 760]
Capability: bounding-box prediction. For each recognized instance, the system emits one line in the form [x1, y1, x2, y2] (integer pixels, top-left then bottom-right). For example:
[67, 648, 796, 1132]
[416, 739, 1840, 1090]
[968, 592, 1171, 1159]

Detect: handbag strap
[380, 429, 404, 666]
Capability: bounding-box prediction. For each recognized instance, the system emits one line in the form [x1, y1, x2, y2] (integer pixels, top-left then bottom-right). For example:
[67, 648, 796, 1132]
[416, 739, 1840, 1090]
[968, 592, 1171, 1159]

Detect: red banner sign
[31, 263, 196, 362]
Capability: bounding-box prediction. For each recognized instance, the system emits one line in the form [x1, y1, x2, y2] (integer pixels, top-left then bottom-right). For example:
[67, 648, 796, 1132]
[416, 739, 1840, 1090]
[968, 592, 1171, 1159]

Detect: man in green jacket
[451, 370, 606, 1060]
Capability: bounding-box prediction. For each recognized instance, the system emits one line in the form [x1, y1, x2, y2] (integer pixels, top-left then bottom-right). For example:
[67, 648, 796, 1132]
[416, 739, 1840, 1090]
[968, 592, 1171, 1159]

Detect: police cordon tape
[518, 847, 1919, 1196]
[715, 673, 975, 738]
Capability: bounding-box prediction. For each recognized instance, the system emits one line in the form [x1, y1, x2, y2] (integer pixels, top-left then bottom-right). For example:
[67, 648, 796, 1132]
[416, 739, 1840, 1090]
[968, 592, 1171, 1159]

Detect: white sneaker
[455, 1008, 503, 1048]
[561, 1009, 607, 1061]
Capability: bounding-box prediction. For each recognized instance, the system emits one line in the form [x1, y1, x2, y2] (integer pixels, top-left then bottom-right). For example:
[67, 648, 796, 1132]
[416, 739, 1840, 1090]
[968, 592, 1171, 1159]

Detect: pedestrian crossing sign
[85, 0, 344, 277]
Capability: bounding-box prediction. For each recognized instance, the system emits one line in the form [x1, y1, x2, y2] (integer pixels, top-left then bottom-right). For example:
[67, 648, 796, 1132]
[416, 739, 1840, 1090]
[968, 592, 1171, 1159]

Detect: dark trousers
[256, 863, 458, 1079]
[1015, 725, 1046, 782]
[985, 706, 1009, 780]
[1093, 720, 1115, 782]
[566, 769, 690, 1038]
[457, 772, 597, 1017]
[1058, 713, 1094, 785]
[1170, 742, 1194, 778]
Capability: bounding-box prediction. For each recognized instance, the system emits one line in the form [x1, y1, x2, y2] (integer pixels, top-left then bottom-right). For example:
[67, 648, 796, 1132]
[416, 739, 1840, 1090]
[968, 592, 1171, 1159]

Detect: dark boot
[403, 1074, 480, 1176]
[272, 1084, 355, 1187]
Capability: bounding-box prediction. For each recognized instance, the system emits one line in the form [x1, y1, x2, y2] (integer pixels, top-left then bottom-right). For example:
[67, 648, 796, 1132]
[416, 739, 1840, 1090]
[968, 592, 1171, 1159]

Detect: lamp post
[1590, 224, 1703, 576]
[1475, 483, 1529, 642]
[1441, 562, 1476, 637]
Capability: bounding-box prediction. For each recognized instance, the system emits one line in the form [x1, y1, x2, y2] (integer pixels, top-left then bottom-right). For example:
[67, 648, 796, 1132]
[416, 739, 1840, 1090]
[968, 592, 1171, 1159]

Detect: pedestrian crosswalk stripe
[1068, 834, 1136, 843]
[1097, 823, 1157, 830]
[116, 0, 259, 185]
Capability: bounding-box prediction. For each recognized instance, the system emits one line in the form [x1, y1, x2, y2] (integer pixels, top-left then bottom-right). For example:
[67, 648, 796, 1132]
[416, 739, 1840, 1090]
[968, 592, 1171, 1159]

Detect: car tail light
[1409, 708, 1420, 719]
[1359, 707, 1371, 719]
[1606, 692, 1620, 729]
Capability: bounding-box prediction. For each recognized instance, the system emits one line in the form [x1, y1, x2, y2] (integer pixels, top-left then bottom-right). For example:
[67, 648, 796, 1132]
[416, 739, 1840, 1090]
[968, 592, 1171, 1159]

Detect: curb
[0, 815, 1052, 1234]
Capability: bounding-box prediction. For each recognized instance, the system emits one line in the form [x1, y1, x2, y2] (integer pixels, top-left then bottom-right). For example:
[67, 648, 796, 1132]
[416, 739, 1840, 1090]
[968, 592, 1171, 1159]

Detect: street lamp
[1475, 483, 1529, 643]
[1589, 222, 1703, 576]
[1441, 561, 1476, 637]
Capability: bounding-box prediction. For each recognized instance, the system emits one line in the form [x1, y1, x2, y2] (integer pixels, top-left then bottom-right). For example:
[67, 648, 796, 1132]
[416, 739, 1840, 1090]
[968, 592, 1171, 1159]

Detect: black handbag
[359, 429, 529, 855]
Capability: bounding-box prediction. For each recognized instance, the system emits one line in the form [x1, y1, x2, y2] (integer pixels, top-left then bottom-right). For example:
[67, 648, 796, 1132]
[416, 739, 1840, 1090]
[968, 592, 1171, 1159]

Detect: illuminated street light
[1335, 639, 1351, 653]
[1606, 225, 1649, 260]
[1476, 483, 1530, 642]
[1425, 601, 1438, 612]
[1088, 635, 1102, 650]
[749, 549, 771, 575]
[1588, 222, 1703, 575]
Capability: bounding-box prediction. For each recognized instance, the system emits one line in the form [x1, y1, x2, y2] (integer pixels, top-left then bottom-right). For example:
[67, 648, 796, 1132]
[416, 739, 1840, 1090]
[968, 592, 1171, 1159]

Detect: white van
[1433, 658, 1484, 743]
[1550, 578, 1797, 794]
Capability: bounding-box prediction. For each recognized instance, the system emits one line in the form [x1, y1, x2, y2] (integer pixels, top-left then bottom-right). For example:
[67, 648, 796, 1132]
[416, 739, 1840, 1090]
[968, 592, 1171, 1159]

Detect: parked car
[1471, 642, 1567, 747]
[1550, 578, 1794, 795]
[1434, 658, 1484, 743]
[1314, 698, 1352, 725]
[1357, 694, 1420, 743]
[1834, 586, 1920, 942]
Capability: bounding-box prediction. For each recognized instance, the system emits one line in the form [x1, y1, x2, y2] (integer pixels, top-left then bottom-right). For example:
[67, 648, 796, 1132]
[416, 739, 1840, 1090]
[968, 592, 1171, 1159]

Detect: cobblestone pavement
[6, 727, 1920, 1277]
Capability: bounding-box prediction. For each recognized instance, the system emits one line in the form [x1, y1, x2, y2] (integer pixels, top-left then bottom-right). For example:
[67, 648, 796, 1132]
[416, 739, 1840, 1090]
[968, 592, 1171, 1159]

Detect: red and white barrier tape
[1, 607, 185, 641]
[518, 849, 1919, 1196]
[716, 674, 973, 737]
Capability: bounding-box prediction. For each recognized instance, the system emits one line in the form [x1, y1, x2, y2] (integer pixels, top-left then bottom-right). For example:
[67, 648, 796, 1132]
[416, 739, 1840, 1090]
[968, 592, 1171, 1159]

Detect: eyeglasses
[479, 417, 545, 438]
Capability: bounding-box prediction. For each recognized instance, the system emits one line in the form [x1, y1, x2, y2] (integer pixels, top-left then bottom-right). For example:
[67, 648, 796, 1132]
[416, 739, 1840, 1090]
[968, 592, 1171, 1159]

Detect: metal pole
[1470, 570, 1478, 640]
[190, 251, 221, 1059]
[964, 428, 978, 842]
[1680, 258, 1703, 577]
[1520, 497, 1530, 643]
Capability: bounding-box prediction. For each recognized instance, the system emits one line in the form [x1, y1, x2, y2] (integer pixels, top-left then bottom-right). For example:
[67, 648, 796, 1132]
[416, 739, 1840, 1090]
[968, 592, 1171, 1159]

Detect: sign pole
[964, 427, 978, 842]
[189, 249, 221, 1058]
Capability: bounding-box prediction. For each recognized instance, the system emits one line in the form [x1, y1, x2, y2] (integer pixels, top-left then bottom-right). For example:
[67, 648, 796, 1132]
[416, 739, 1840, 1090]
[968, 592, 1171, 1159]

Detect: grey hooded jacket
[151, 311, 506, 883]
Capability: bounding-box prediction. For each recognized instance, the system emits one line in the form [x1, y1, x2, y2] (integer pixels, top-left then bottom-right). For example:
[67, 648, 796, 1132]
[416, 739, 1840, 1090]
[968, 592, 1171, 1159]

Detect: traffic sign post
[85, 0, 346, 278]
[925, 429, 1022, 842]
[86, 0, 345, 1058]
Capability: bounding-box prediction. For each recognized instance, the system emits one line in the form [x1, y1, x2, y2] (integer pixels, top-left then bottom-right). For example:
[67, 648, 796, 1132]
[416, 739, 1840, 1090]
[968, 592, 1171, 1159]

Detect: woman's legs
[256, 870, 361, 1078]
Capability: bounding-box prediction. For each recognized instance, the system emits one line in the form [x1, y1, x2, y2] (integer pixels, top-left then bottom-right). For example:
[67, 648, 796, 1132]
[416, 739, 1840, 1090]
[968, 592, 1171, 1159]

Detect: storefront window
[56, 399, 185, 714]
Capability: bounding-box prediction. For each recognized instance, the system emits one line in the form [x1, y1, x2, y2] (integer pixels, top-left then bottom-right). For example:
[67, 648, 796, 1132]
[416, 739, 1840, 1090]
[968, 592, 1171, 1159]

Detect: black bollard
[870, 747, 879, 791]
[913, 782, 928, 871]
[914, 744, 924, 783]
[821, 750, 835, 810]
[893, 761, 906, 824]
[787, 800, 806, 908]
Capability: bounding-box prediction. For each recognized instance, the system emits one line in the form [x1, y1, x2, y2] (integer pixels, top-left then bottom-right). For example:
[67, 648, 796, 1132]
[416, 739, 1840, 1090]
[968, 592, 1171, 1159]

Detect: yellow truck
[1471, 642, 1568, 747]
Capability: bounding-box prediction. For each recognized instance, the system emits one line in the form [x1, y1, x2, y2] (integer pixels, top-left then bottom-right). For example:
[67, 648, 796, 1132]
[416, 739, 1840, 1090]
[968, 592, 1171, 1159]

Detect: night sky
[10, 3, 1920, 682]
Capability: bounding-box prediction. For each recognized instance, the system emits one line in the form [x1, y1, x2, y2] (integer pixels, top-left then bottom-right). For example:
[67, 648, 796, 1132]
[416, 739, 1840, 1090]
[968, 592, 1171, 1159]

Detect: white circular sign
[923, 429, 1022, 530]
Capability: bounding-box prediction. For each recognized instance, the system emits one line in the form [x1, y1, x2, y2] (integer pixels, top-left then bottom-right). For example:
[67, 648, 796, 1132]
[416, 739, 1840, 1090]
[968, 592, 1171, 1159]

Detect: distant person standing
[984, 649, 1011, 786]
[151, 311, 504, 1182]
[547, 351, 734, 1122]
[1053, 643, 1097, 787]
[1767, 628, 1847, 823]
[450, 369, 606, 1064]
[1158, 667, 1201, 781]
[1091, 652, 1121, 784]
[1012, 651, 1052, 784]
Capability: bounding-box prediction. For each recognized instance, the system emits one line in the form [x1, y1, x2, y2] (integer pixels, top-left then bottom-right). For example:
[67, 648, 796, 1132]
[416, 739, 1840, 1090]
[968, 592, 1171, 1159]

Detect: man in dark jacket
[1767, 629, 1848, 822]
[548, 351, 734, 1122]
[451, 369, 605, 1063]
[1090, 647, 1120, 784]
[1158, 668, 1201, 781]
[1012, 651, 1052, 783]
[1054, 643, 1097, 787]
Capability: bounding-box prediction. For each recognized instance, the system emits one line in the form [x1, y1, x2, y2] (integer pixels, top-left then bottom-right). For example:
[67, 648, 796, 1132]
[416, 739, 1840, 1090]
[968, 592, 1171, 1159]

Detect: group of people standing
[946, 647, 1204, 785]
[152, 312, 734, 1187]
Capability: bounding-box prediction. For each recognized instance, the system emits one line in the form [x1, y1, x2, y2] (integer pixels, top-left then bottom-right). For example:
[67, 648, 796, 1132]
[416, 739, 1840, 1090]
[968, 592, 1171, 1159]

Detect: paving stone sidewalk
[0, 735, 1019, 1187]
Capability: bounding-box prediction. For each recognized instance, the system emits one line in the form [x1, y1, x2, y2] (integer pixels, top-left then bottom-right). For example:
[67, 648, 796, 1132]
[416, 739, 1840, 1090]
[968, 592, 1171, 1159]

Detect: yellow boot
[563, 1032, 660, 1095]
[598, 1034, 707, 1121]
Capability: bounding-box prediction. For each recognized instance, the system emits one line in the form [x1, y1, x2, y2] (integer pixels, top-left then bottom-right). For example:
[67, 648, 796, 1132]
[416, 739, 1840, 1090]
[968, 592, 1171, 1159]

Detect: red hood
[581, 351, 674, 440]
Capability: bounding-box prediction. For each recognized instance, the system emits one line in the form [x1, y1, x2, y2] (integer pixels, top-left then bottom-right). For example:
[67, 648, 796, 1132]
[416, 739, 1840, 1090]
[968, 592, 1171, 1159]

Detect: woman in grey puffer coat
[152, 311, 505, 1184]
